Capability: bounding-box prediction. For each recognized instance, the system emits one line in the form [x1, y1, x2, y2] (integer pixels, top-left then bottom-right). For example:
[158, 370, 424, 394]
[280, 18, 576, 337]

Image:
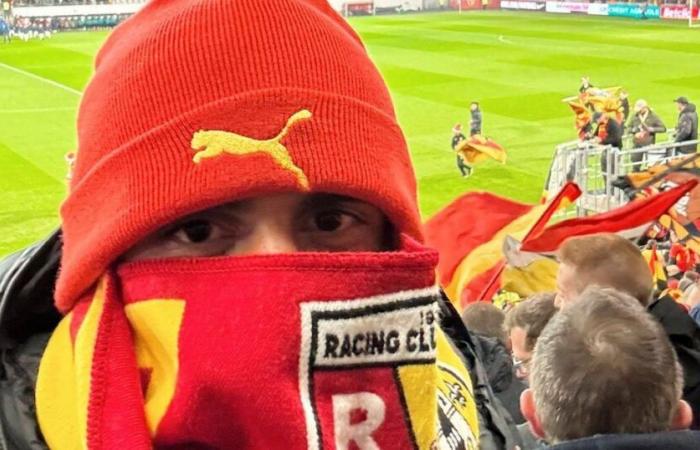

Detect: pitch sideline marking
[0, 61, 81, 96]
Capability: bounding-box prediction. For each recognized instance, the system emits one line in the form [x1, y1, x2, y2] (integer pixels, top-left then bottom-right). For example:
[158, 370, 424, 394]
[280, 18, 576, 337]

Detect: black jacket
[0, 232, 521, 450]
[547, 430, 700, 450]
[648, 295, 700, 429]
[452, 132, 466, 150]
[620, 98, 630, 124]
[470, 109, 482, 134]
[0, 231, 61, 450]
[472, 334, 526, 424]
[675, 103, 698, 154]
[596, 119, 623, 149]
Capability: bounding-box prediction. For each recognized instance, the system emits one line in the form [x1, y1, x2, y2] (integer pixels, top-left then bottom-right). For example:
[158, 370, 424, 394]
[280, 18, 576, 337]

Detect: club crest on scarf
[300, 289, 478, 450]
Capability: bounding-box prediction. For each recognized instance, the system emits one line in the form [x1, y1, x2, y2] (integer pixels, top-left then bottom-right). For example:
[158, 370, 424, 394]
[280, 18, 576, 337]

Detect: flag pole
[474, 182, 581, 302]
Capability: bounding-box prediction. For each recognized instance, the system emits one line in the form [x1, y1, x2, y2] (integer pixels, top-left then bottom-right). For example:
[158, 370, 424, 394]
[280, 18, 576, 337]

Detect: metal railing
[546, 136, 700, 218]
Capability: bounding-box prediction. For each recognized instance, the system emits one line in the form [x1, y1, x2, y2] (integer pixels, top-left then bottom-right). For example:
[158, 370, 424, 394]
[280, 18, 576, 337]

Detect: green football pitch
[1, 11, 699, 257]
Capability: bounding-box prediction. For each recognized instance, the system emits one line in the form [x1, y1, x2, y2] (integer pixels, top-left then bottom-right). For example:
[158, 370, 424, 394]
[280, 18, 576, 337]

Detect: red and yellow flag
[521, 181, 698, 253]
[425, 183, 580, 310]
[455, 135, 506, 165]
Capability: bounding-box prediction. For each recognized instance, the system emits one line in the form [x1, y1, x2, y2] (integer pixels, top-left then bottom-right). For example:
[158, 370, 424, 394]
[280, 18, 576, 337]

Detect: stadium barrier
[501, 1, 546, 11]
[547, 137, 700, 218]
[661, 4, 700, 20]
[608, 2, 660, 19]
[505, 0, 690, 23]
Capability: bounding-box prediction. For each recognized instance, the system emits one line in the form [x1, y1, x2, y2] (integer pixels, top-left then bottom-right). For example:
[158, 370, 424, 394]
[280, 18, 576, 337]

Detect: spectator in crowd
[503, 293, 558, 449]
[579, 76, 593, 94]
[619, 89, 630, 126]
[503, 293, 557, 383]
[591, 112, 623, 183]
[451, 123, 471, 177]
[462, 301, 507, 343]
[592, 111, 623, 150]
[463, 302, 525, 424]
[628, 99, 666, 171]
[556, 233, 700, 428]
[674, 96, 698, 155]
[0, 1, 535, 448]
[470, 101, 482, 136]
[521, 286, 699, 449]
[671, 241, 699, 274]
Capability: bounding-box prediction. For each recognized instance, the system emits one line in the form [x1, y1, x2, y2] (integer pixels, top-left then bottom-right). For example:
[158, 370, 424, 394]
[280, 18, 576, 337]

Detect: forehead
[557, 263, 578, 287]
[509, 327, 531, 358]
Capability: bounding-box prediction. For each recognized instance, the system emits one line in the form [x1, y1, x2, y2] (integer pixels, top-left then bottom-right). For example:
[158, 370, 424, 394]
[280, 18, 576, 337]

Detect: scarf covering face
[36, 239, 479, 449]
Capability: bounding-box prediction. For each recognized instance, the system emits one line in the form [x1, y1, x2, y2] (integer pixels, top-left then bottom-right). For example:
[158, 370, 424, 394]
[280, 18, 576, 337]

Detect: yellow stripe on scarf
[125, 299, 185, 436]
[396, 328, 479, 449]
[36, 278, 108, 450]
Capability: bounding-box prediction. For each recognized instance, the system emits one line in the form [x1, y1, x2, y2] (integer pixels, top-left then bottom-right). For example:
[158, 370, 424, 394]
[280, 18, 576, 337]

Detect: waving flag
[456, 135, 506, 165]
[425, 183, 580, 309]
[521, 181, 698, 253]
[566, 98, 592, 137]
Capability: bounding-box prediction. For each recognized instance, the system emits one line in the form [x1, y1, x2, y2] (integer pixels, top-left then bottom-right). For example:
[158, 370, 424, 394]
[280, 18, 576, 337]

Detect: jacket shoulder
[0, 231, 62, 347]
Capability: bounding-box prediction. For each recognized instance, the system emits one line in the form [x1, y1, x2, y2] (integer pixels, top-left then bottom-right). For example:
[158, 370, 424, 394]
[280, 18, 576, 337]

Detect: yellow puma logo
[191, 109, 312, 190]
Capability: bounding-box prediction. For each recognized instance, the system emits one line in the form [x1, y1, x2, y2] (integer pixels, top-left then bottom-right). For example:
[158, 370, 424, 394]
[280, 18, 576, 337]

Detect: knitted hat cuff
[57, 88, 422, 312]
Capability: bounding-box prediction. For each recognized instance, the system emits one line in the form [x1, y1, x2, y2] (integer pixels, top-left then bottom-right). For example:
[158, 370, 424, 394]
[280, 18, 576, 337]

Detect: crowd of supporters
[2, 13, 127, 40]
[461, 233, 700, 448]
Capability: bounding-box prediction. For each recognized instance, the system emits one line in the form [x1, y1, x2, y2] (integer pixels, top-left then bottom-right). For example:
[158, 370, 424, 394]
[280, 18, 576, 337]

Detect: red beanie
[57, 0, 422, 312]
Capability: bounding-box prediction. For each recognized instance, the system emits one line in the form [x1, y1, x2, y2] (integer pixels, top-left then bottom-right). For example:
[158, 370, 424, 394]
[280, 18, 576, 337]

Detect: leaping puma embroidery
[191, 109, 312, 190]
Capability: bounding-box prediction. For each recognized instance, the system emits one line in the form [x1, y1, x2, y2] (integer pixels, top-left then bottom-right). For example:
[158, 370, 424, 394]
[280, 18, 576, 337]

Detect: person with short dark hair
[674, 96, 698, 155]
[619, 90, 630, 126]
[503, 293, 558, 448]
[0, 1, 494, 448]
[521, 286, 699, 448]
[462, 302, 526, 424]
[557, 233, 700, 428]
[591, 112, 623, 183]
[503, 293, 557, 382]
[451, 123, 471, 177]
[462, 302, 507, 344]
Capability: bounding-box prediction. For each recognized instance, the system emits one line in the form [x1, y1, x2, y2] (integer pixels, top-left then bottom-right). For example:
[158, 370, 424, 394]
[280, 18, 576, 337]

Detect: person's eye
[312, 210, 357, 233]
[169, 219, 215, 244]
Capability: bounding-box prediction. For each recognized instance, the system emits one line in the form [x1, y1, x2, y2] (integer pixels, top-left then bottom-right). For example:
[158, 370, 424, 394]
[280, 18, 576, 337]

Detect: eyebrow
[301, 193, 362, 209]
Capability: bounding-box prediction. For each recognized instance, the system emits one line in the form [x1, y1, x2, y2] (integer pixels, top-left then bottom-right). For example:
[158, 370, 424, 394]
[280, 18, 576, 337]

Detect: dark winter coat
[472, 334, 526, 424]
[628, 110, 666, 147]
[0, 232, 523, 450]
[470, 109, 482, 134]
[675, 103, 698, 153]
[547, 430, 700, 450]
[452, 132, 466, 150]
[596, 118, 623, 149]
[648, 295, 700, 429]
[620, 98, 630, 124]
